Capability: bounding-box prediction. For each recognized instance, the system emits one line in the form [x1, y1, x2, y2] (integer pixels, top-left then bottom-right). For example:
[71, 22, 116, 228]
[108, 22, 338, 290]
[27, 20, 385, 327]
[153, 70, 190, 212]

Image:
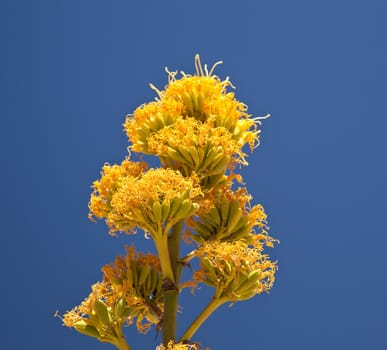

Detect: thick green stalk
[163, 288, 179, 345]
[180, 296, 225, 342]
[162, 221, 183, 346]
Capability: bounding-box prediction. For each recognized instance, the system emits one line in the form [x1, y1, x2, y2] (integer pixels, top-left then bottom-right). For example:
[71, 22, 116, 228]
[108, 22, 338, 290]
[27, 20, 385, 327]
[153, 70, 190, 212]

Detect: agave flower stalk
[60, 55, 277, 350]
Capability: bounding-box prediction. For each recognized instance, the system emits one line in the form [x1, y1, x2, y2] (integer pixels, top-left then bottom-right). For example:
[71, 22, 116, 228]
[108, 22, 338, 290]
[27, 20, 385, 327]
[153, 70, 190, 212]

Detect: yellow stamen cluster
[89, 160, 202, 235]
[189, 182, 270, 244]
[102, 245, 164, 333]
[161, 72, 260, 151]
[89, 159, 147, 220]
[125, 100, 184, 153]
[62, 281, 129, 346]
[193, 240, 277, 301]
[124, 55, 266, 189]
[63, 246, 165, 337]
[147, 117, 239, 160]
[63, 282, 112, 328]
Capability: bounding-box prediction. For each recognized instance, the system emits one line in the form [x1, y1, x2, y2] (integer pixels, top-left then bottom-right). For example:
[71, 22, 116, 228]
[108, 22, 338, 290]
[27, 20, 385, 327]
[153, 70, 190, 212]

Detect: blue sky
[3, 1, 387, 349]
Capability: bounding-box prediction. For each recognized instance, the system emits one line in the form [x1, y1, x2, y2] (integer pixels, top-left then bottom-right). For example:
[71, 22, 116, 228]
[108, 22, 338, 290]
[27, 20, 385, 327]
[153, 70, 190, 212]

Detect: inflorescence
[60, 55, 277, 350]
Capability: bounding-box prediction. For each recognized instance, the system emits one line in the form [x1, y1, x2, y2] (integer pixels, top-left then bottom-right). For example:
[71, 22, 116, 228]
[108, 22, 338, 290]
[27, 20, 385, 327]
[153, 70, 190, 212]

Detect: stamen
[208, 60, 223, 76]
[204, 63, 209, 76]
[224, 76, 235, 89]
[54, 310, 63, 321]
[252, 113, 271, 125]
[194, 54, 204, 76]
[149, 83, 163, 98]
[165, 67, 178, 83]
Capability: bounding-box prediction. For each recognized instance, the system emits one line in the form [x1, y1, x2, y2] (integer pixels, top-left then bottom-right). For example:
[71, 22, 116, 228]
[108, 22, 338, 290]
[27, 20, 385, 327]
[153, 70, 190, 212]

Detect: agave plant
[60, 55, 277, 350]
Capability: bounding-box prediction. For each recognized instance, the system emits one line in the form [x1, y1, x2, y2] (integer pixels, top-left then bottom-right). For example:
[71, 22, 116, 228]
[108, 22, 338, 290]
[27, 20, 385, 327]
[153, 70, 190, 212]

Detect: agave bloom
[60, 55, 276, 350]
[193, 240, 277, 302]
[124, 55, 268, 189]
[89, 160, 202, 235]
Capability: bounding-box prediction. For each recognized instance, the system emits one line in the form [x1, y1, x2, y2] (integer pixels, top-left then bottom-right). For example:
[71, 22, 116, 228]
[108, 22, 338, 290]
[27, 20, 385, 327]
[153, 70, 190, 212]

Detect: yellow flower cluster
[88, 159, 147, 221]
[89, 159, 202, 235]
[190, 183, 269, 244]
[63, 282, 113, 329]
[102, 245, 164, 333]
[63, 246, 164, 340]
[193, 240, 277, 301]
[124, 55, 267, 189]
[62, 281, 126, 345]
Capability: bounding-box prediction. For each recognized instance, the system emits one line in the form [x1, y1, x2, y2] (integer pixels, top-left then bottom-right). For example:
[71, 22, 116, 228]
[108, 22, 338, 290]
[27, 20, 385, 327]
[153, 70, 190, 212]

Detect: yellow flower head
[89, 159, 202, 235]
[63, 282, 108, 328]
[193, 240, 277, 301]
[125, 99, 184, 154]
[102, 246, 161, 291]
[62, 281, 129, 344]
[190, 182, 271, 244]
[89, 159, 147, 220]
[102, 245, 164, 333]
[63, 246, 165, 337]
[124, 55, 268, 179]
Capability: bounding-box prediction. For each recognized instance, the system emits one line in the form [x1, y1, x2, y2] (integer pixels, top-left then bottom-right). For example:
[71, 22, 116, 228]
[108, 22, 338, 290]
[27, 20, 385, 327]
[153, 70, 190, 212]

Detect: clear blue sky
[3, 1, 387, 349]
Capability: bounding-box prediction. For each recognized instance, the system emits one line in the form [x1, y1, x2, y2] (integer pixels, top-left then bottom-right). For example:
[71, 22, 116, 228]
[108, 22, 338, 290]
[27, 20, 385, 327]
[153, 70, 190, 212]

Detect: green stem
[163, 288, 179, 345]
[154, 228, 175, 283]
[115, 336, 131, 350]
[112, 326, 132, 350]
[169, 221, 184, 280]
[180, 296, 225, 342]
[162, 221, 183, 346]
